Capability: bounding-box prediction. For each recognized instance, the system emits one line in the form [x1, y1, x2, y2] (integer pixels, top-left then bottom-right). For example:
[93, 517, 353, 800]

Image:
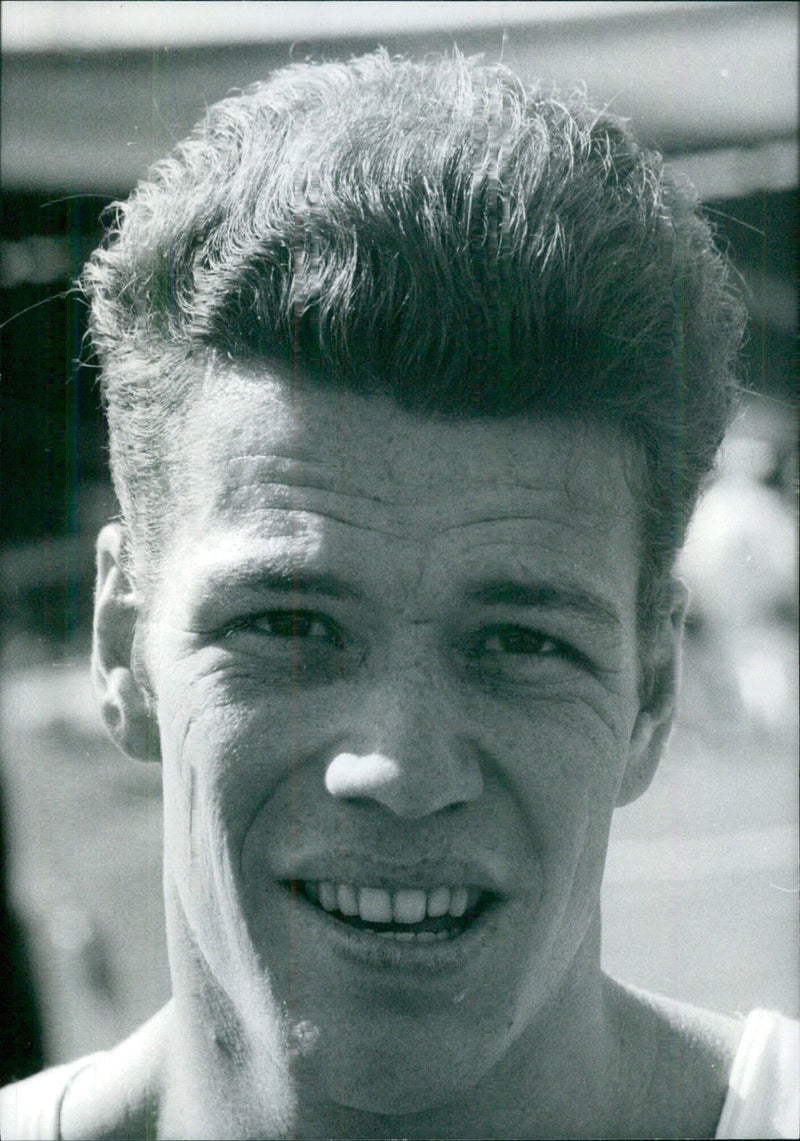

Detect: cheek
[477, 691, 635, 888]
[157, 667, 290, 939]
[475, 686, 634, 799]
[156, 657, 356, 864]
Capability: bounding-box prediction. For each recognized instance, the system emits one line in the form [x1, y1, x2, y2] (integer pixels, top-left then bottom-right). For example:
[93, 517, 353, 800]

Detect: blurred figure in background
[678, 399, 798, 742]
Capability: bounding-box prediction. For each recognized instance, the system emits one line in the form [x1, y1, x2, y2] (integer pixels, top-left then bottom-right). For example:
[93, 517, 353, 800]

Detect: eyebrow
[464, 580, 622, 627]
[223, 568, 364, 603]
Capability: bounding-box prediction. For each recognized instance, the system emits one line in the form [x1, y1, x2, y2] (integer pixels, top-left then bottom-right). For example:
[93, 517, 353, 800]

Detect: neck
[159, 895, 296, 1140]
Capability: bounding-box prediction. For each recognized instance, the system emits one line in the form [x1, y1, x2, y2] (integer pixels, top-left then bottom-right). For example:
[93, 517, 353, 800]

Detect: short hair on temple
[81, 49, 746, 661]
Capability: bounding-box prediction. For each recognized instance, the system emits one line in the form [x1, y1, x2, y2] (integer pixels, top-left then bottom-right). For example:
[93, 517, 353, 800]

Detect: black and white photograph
[1, 2, 797, 1137]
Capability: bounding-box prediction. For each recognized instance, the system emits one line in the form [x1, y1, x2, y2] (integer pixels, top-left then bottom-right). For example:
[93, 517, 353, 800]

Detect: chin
[293, 1009, 504, 1119]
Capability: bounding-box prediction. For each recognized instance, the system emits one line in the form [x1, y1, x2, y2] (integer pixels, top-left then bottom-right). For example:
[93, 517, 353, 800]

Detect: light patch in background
[672, 138, 799, 201]
[2, 1, 727, 52]
[1, 237, 70, 288]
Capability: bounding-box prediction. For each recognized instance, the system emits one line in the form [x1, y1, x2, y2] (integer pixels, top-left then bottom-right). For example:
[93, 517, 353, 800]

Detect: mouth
[288, 880, 499, 943]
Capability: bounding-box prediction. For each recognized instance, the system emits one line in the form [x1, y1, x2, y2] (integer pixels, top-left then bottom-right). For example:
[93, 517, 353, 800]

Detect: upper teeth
[312, 883, 472, 924]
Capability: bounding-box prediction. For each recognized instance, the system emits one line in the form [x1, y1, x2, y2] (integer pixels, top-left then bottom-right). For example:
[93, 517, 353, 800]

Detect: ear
[92, 523, 160, 762]
[616, 579, 687, 806]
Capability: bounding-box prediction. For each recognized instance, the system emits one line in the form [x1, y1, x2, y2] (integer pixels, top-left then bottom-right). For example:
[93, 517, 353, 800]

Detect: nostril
[325, 752, 400, 798]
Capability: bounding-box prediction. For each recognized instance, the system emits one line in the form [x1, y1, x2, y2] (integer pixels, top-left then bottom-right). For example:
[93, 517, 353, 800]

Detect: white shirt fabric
[1, 1009, 798, 1139]
[715, 1009, 799, 1140]
[0, 1054, 102, 1141]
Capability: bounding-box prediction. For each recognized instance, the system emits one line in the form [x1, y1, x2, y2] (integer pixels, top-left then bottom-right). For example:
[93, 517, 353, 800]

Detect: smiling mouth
[290, 880, 497, 941]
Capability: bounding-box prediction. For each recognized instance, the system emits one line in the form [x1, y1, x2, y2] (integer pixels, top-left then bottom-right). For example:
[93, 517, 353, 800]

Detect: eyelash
[472, 626, 565, 659]
[223, 609, 345, 649]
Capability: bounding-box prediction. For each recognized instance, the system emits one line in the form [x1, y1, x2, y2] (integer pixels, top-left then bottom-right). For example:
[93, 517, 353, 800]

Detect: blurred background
[1, 0, 797, 1080]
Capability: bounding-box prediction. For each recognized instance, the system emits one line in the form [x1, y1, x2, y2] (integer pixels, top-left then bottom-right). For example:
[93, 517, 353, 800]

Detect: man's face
[135, 366, 664, 1113]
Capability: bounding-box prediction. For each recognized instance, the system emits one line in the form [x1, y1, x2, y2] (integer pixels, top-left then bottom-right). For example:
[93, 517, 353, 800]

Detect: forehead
[179, 365, 637, 504]
[165, 364, 640, 602]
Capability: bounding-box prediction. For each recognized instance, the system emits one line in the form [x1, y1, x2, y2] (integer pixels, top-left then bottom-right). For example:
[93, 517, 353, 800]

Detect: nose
[324, 677, 484, 820]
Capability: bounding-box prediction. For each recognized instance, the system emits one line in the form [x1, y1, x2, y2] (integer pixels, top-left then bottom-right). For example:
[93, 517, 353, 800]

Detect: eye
[479, 625, 563, 657]
[230, 609, 345, 649]
[464, 623, 588, 684]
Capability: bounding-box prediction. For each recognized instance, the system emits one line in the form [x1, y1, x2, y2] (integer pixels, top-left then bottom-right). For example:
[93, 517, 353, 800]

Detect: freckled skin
[93, 362, 724, 1139]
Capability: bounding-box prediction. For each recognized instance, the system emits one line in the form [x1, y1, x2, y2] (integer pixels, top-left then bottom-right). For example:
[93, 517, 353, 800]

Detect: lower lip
[285, 886, 507, 973]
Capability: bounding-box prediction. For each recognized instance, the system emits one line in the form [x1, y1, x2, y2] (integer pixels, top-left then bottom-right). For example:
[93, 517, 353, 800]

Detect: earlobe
[92, 523, 160, 762]
[616, 579, 687, 807]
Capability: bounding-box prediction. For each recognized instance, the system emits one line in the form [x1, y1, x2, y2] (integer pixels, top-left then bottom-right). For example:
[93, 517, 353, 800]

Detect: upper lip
[277, 854, 510, 896]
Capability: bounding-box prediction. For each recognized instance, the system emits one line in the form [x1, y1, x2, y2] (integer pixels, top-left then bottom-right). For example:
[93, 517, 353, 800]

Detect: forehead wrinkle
[228, 479, 397, 508]
[439, 512, 577, 535]
[221, 457, 396, 507]
[286, 509, 408, 539]
[211, 451, 605, 516]
[437, 514, 633, 558]
[211, 471, 593, 525]
[204, 484, 634, 553]
[221, 501, 411, 541]
[206, 474, 578, 541]
[202, 473, 404, 534]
